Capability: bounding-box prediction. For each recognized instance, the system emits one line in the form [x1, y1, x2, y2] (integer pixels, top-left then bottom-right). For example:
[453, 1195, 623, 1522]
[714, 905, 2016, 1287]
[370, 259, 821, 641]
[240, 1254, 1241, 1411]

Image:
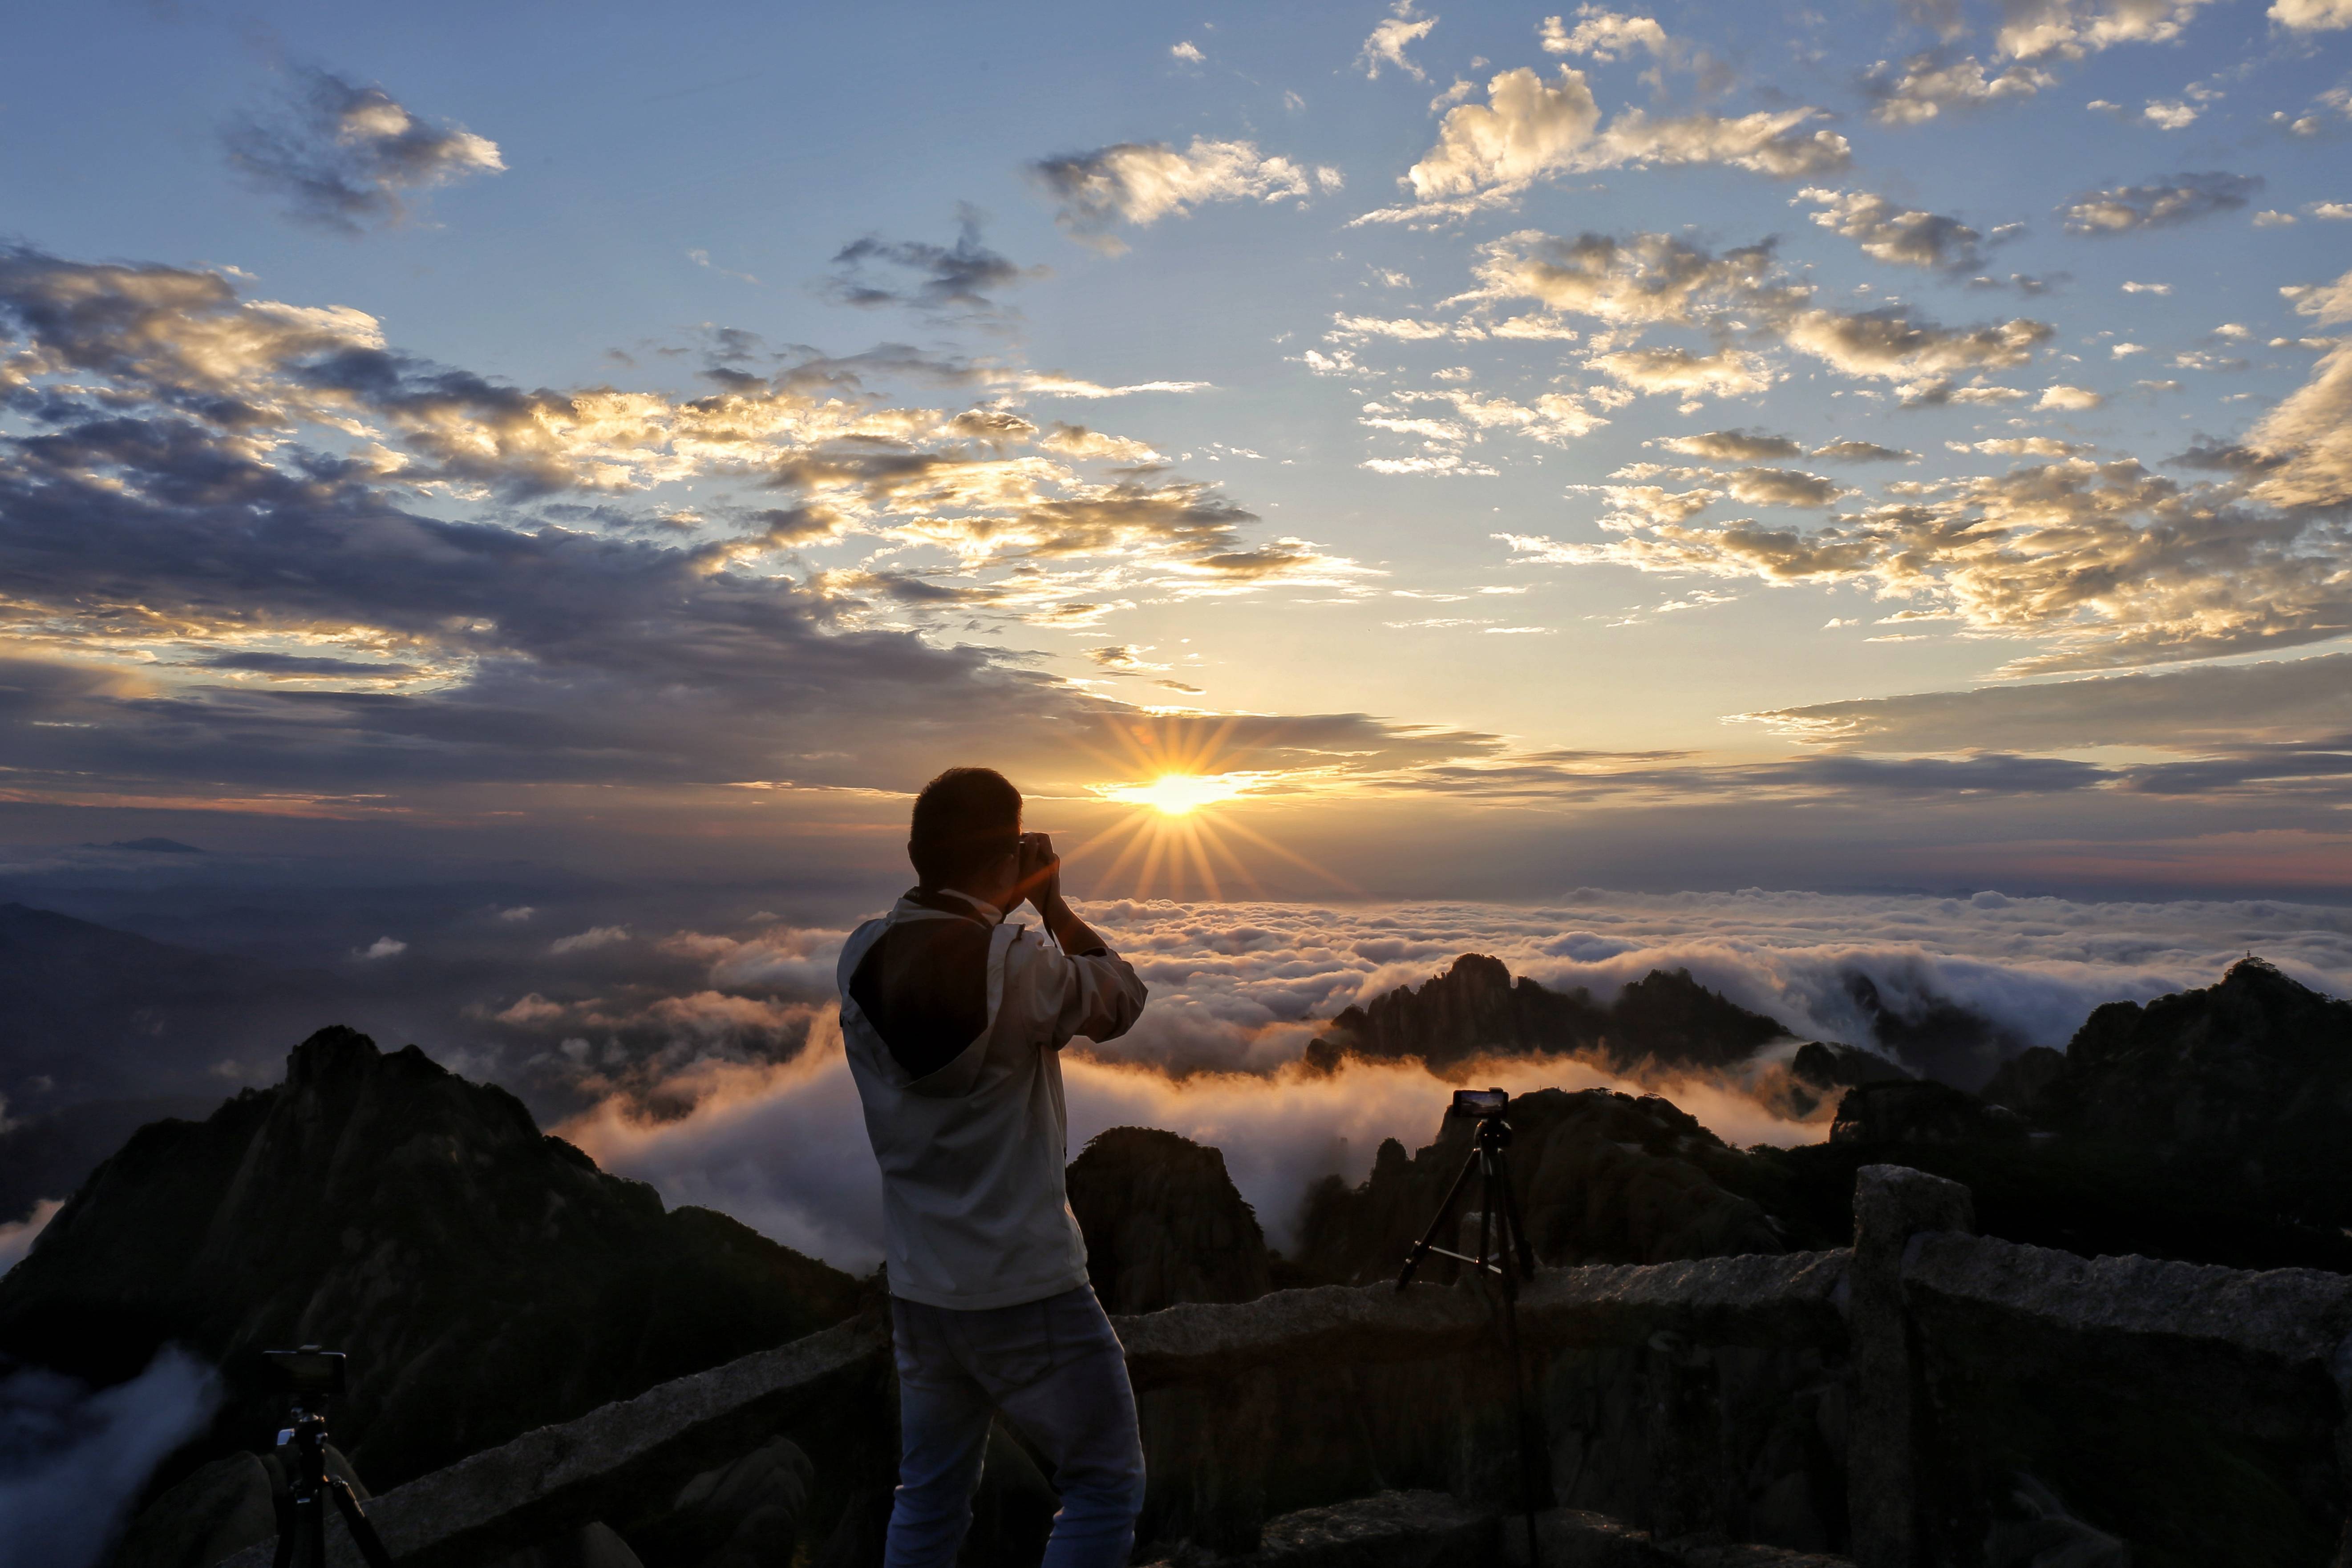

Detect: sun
[1103, 773, 1247, 816]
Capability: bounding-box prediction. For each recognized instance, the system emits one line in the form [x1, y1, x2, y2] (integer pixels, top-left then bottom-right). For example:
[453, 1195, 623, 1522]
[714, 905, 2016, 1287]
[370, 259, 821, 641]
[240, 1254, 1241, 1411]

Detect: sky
[4, 0, 2352, 905]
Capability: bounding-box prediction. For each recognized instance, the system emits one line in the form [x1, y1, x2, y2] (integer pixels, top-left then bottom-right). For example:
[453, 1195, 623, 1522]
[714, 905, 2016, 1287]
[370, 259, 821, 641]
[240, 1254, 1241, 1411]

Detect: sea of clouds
[556, 887, 2352, 1274]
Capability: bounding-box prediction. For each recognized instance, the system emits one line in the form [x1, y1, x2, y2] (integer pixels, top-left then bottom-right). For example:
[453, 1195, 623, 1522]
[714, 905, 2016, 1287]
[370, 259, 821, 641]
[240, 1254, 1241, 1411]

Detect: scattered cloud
[1364, 67, 1846, 219]
[1812, 440, 1918, 462]
[2059, 172, 2265, 235]
[1171, 40, 1205, 63]
[222, 67, 503, 234]
[824, 206, 1047, 315]
[1864, 53, 2056, 123]
[2270, 0, 2352, 29]
[1359, 1, 1439, 80]
[1656, 430, 1802, 461]
[1995, 0, 2215, 59]
[1030, 138, 1335, 250]
[1798, 187, 1988, 271]
[1539, 7, 1677, 61]
[2038, 383, 2104, 409]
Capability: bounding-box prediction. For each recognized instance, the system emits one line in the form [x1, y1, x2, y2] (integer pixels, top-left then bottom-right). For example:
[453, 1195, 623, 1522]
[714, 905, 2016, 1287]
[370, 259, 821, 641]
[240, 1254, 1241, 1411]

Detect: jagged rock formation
[1067, 1127, 1272, 1311]
[1778, 958, 2352, 1273]
[1302, 957, 1790, 1079]
[1296, 1088, 1790, 1285]
[0, 1026, 860, 1499]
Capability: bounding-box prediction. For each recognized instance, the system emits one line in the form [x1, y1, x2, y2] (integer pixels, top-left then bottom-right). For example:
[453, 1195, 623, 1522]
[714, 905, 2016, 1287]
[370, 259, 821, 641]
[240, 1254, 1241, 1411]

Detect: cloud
[0, 1348, 221, 1568]
[1399, 66, 1603, 203]
[356, 936, 407, 960]
[1996, 0, 2215, 58]
[1656, 430, 1802, 461]
[1798, 188, 1988, 271]
[1471, 229, 1782, 327]
[1748, 652, 2352, 752]
[1721, 468, 1843, 506]
[559, 888, 2352, 1270]
[222, 68, 503, 234]
[1588, 345, 1777, 399]
[2059, 172, 2264, 235]
[0, 244, 1446, 823]
[1359, 2, 1439, 79]
[1030, 138, 1332, 249]
[2271, 0, 2352, 26]
[1863, 53, 2056, 123]
[1374, 69, 1845, 216]
[0, 1199, 61, 1273]
[1523, 454, 2352, 674]
[824, 207, 1047, 315]
[1539, 7, 1677, 61]
[1812, 440, 1918, 462]
[1171, 40, 1206, 62]
[1779, 308, 2053, 381]
[2038, 384, 2104, 409]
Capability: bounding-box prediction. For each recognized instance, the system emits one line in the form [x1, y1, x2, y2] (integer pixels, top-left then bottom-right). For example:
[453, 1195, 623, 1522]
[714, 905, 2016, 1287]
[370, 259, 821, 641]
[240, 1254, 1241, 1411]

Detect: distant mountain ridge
[1303, 954, 1793, 1077]
[0, 902, 356, 1109]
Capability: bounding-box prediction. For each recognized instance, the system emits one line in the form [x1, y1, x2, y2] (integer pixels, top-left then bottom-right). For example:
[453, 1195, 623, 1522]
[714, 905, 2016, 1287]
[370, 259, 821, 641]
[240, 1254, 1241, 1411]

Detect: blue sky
[2, 0, 2350, 898]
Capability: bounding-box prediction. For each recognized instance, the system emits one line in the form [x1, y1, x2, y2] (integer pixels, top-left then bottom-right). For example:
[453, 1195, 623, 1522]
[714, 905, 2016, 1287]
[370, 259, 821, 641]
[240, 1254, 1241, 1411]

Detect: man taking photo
[839, 766, 1150, 1568]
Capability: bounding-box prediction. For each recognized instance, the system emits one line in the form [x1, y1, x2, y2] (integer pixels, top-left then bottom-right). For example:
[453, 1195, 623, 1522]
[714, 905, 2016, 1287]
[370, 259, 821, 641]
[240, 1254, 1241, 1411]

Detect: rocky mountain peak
[1306, 954, 1792, 1078]
[1067, 1127, 1270, 1313]
[0, 1026, 858, 1492]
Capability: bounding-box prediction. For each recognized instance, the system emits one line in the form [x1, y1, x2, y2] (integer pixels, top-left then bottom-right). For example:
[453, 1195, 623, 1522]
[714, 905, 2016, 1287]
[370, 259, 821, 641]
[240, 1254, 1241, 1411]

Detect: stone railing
[222, 1165, 2352, 1568]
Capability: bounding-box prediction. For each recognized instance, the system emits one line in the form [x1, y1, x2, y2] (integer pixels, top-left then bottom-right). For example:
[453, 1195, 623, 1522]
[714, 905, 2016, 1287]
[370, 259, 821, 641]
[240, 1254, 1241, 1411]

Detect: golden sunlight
[1103, 773, 1247, 816]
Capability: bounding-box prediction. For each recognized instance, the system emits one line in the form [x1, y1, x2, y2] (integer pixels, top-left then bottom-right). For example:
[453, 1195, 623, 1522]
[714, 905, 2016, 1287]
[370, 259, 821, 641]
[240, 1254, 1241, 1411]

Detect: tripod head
[263, 1347, 393, 1568]
[1449, 1086, 1517, 1154]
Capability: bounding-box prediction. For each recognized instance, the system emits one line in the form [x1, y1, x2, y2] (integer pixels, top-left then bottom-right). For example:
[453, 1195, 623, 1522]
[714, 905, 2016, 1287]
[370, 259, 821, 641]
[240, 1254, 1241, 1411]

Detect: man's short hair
[908, 767, 1022, 891]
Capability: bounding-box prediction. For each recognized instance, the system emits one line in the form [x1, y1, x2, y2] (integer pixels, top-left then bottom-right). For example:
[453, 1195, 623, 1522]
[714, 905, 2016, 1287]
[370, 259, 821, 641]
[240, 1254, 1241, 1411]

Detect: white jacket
[838, 890, 1148, 1309]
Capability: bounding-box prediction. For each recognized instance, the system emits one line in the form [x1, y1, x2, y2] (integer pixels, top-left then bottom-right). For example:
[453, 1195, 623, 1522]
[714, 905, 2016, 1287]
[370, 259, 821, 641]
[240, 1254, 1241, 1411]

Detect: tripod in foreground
[267, 1347, 395, 1568]
[1396, 1087, 1546, 1568]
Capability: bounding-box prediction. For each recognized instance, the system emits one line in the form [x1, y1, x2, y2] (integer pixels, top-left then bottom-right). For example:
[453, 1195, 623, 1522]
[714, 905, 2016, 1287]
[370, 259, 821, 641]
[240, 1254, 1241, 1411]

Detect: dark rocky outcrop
[1827, 1082, 2022, 1148]
[1787, 1043, 1910, 1095]
[1068, 1128, 1272, 1312]
[2037, 957, 2352, 1182]
[1977, 1046, 2065, 1115]
[0, 1026, 861, 1500]
[1303, 958, 1789, 1080]
[1774, 960, 2352, 1274]
[1297, 1089, 1790, 1286]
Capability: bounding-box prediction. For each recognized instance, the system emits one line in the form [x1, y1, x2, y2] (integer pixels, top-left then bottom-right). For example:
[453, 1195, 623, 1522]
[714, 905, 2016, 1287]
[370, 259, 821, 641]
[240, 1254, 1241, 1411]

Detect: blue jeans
[886, 1283, 1146, 1568]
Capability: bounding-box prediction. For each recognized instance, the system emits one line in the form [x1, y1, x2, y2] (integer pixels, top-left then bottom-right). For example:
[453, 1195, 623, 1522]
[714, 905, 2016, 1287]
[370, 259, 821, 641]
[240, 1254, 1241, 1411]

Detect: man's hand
[1017, 831, 1061, 913]
[1017, 831, 1109, 955]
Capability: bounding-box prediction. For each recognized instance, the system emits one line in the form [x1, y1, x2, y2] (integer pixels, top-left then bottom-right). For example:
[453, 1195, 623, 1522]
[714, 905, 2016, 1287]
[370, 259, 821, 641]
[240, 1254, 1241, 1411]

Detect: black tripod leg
[1396, 1146, 1482, 1289]
[326, 1477, 398, 1568]
[1496, 1146, 1538, 1280]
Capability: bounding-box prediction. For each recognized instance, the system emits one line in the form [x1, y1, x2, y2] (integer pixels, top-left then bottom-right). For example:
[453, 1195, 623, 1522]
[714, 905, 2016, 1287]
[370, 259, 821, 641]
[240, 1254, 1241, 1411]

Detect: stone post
[1848, 1164, 1973, 1568]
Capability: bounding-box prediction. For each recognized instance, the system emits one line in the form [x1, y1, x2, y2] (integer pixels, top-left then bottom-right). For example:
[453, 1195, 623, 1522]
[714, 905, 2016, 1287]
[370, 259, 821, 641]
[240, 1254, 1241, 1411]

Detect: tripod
[1396, 1094, 1546, 1567]
[267, 1350, 394, 1568]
